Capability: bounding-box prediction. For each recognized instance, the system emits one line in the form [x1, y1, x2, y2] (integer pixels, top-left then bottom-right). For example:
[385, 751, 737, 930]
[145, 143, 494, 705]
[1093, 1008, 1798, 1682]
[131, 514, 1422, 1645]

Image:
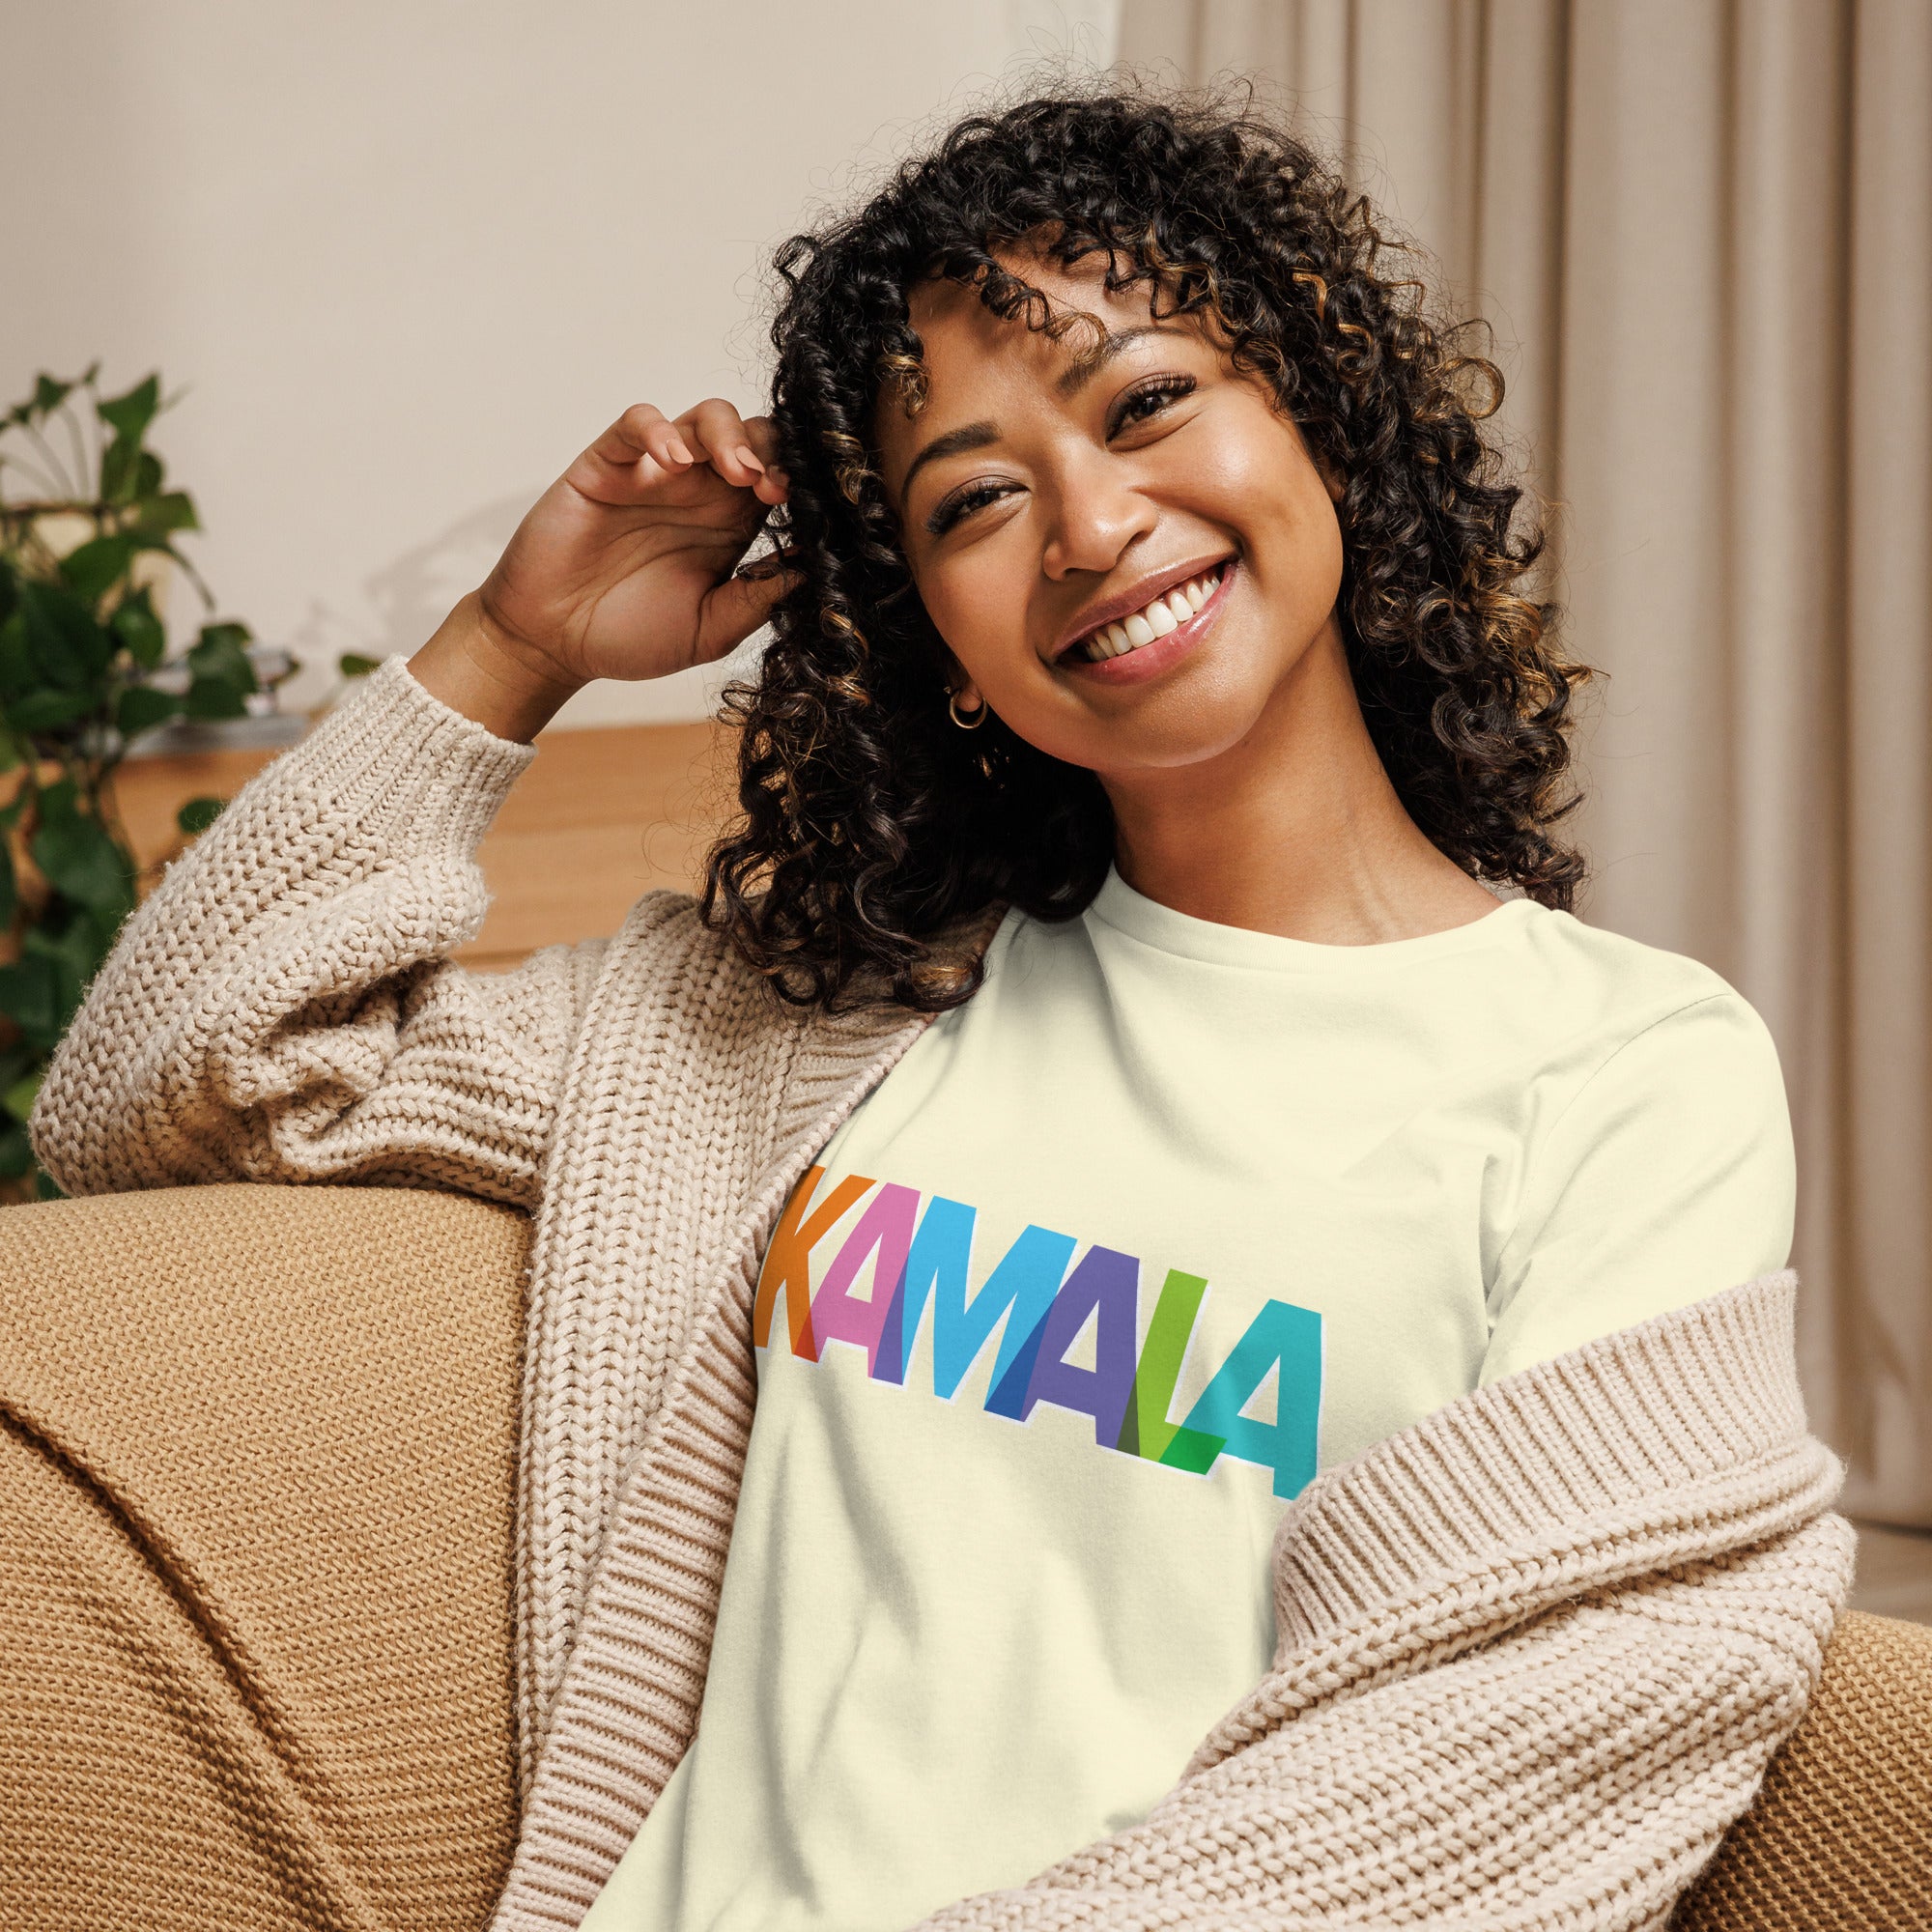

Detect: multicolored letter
[1169, 1298, 1322, 1498]
[1004, 1245, 1140, 1446]
[808, 1183, 921, 1371]
[753, 1166, 874, 1356]
[935, 1224, 1076, 1402]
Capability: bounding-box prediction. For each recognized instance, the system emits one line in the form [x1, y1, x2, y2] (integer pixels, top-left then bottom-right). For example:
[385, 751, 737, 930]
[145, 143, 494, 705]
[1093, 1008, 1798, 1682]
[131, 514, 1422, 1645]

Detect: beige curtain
[1118, 0, 1932, 1522]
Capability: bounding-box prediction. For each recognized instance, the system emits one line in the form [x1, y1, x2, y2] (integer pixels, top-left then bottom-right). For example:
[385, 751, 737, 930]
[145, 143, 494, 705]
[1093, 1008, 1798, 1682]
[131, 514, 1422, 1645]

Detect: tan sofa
[1, 1182, 1927, 1931]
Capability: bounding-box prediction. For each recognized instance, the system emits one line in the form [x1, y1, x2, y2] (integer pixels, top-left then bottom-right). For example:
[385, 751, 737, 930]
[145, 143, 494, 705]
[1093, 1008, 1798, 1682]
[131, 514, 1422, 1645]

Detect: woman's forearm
[410, 591, 586, 745]
[29, 656, 593, 1204]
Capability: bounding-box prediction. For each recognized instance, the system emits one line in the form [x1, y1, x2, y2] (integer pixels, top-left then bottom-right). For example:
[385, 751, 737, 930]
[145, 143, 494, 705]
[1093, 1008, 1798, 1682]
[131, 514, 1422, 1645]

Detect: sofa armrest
[1674, 1607, 1932, 1929]
[0, 1181, 529, 1931]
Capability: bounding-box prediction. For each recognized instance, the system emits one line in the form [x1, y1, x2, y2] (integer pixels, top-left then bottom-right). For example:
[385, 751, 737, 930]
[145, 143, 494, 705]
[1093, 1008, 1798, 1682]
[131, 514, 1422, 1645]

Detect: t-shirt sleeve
[1480, 990, 1796, 1385]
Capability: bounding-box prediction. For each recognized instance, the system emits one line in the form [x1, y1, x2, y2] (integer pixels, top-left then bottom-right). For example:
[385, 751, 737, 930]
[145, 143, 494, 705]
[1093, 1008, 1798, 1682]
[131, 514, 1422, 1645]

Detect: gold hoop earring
[948, 691, 988, 730]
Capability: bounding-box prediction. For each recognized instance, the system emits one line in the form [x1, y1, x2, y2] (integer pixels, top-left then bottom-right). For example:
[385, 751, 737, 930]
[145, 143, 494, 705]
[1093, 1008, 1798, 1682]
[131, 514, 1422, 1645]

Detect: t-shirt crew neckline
[1085, 866, 1543, 973]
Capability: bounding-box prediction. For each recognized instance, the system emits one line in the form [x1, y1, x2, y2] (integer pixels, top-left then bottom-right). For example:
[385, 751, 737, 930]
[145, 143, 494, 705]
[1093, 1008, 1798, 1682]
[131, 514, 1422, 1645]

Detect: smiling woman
[697, 92, 1592, 1010]
[23, 76, 1841, 1932]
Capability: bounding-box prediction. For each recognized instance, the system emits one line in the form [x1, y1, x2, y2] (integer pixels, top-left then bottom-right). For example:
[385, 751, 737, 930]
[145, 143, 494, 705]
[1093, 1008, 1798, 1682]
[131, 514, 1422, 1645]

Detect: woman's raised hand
[412, 399, 794, 741]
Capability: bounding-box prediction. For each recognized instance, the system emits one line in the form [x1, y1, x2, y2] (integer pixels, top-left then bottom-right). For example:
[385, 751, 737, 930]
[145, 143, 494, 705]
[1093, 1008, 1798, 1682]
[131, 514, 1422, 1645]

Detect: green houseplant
[0, 366, 286, 1197]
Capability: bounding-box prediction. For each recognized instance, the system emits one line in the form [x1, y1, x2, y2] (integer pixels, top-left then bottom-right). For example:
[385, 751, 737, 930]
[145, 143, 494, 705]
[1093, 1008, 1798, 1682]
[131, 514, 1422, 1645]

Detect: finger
[740, 414, 782, 467]
[677, 398, 769, 490]
[577, 404, 696, 497]
[740, 415, 791, 504]
[588, 403, 677, 468]
[640, 415, 696, 469]
[695, 563, 802, 662]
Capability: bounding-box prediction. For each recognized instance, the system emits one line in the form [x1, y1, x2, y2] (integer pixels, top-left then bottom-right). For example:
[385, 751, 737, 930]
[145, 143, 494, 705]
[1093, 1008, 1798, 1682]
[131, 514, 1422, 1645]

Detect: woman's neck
[1101, 621, 1505, 945]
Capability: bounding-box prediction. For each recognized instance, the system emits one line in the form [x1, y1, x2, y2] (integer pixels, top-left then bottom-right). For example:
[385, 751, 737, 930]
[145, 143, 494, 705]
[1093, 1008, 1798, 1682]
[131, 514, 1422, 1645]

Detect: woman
[30, 87, 1848, 1932]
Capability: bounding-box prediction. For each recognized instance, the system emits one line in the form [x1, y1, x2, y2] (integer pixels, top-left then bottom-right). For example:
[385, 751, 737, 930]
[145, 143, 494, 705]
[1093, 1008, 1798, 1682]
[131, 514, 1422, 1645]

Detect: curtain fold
[1118, 0, 1932, 1520]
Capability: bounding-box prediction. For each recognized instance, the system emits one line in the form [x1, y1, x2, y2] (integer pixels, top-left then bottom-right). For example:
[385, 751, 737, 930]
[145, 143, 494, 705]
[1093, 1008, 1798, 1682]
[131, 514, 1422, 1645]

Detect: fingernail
[736, 445, 765, 472]
[668, 438, 694, 464]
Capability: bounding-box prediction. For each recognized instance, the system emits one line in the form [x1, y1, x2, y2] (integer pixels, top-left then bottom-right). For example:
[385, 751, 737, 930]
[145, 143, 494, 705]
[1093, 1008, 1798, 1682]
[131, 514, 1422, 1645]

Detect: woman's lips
[1058, 556, 1237, 687]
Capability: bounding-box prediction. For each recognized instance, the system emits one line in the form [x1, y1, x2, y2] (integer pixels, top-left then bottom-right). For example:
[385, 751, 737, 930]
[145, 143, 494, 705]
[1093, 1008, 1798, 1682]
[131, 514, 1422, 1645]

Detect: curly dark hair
[701, 81, 1592, 1011]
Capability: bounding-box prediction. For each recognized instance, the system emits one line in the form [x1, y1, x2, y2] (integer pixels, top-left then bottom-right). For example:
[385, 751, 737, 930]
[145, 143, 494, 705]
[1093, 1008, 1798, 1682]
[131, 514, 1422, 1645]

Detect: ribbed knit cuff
[1270, 1270, 1828, 1650]
[277, 652, 538, 858]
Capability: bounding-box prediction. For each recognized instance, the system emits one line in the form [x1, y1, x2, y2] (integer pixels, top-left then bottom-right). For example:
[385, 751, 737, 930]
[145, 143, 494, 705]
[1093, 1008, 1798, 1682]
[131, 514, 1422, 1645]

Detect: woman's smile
[1055, 555, 1236, 684]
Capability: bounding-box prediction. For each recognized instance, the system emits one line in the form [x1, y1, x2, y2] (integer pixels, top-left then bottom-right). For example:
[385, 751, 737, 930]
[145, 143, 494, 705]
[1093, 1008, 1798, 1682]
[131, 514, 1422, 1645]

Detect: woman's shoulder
[1503, 905, 1787, 1135]
[1512, 902, 1769, 1044]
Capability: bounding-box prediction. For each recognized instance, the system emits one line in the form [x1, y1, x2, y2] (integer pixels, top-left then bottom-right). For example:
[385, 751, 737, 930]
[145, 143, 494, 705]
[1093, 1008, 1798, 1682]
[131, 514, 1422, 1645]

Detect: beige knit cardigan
[33, 656, 1854, 1932]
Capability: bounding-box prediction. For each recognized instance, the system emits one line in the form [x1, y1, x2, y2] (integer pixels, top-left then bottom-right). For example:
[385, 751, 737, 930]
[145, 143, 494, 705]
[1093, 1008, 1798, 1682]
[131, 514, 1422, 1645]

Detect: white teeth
[1073, 563, 1226, 662]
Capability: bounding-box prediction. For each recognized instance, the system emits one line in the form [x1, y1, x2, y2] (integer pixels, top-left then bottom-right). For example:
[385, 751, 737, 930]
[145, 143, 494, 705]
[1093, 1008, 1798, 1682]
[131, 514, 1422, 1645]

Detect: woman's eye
[1110, 374, 1197, 436]
[926, 480, 1012, 537]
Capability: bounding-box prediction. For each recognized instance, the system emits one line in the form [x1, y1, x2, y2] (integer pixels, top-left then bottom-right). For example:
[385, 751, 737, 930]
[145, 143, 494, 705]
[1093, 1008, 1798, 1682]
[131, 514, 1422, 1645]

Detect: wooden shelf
[111, 715, 738, 975]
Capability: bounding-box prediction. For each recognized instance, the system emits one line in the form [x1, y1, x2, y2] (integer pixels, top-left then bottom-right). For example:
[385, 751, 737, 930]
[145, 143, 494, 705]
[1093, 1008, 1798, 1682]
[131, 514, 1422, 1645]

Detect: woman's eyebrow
[899, 420, 999, 500]
[1055, 323, 1190, 397]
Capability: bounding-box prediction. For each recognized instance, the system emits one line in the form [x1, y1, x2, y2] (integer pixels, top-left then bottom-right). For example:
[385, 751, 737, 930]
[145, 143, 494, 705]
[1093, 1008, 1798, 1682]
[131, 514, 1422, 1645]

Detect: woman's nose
[1037, 451, 1157, 581]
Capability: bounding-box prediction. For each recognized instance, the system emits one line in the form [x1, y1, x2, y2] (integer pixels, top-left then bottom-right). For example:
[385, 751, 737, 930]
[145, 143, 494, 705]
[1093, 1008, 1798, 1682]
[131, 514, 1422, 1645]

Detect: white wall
[1, 1, 1121, 726]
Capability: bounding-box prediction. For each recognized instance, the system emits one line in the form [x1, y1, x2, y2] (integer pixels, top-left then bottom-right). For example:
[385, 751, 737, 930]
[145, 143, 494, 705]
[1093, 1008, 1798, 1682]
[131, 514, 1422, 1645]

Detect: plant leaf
[0, 1122, 32, 1180]
[15, 917, 107, 1043]
[0, 837, 14, 927]
[110, 586, 166, 667]
[97, 374, 160, 442]
[2, 1068, 40, 1126]
[339, 652, 382, 677]
[132, 490, 198, 536]
[0, 955, 61, 1052]
[185, 676, 250, 720]
[176, 794, 225, 836]
[7, 688, 99, 732]
[59, 533, 135, 607]
[0, 611, 32, 696]
[31, 785, 135, 918]
[32, 373, 74, 418]
[185, 620, 258, 718]
[116, 685, 183, 737]
[100, 435, 141, 504]
[190, 620, 256, 673]
[18, 581, 113, 686]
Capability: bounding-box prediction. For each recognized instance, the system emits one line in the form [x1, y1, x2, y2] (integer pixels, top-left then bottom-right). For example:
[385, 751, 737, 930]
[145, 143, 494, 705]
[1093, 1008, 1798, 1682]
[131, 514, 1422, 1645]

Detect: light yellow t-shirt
[582, 872, 1795, 1932]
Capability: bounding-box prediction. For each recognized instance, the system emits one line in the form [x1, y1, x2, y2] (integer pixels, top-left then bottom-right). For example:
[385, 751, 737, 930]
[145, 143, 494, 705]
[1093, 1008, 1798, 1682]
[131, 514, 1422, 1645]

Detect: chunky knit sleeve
[911, 1274, 1853, 1932]
[30, 655, 602, 1209]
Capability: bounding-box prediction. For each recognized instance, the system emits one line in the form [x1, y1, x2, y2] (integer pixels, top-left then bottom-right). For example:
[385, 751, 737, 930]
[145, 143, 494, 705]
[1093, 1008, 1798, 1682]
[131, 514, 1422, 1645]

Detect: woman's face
[873, 250, 1348, 778]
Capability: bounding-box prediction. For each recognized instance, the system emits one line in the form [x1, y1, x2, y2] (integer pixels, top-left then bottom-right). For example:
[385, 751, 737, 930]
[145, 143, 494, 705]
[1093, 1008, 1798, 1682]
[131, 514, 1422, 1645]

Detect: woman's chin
[1045, 696, 1289, 778]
